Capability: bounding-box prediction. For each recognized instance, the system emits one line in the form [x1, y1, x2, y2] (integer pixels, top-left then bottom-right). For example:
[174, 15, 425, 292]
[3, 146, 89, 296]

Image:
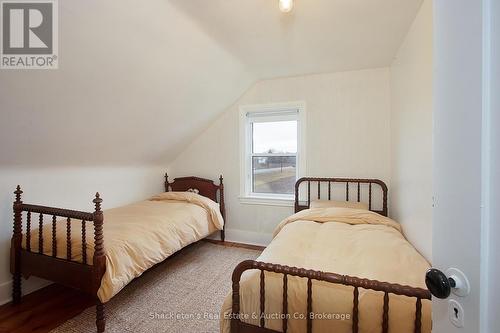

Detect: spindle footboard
[11, 186, 106, 332]
[231, 260, 431, 333]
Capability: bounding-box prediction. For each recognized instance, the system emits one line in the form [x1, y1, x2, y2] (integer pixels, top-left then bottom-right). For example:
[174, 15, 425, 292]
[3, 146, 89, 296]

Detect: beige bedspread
[23, 192, 223, 303]
[221, 208, 431, 333]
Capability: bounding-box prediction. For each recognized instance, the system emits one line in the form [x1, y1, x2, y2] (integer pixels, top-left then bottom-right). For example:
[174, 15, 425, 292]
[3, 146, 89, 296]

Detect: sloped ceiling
[171, 0, 424, 79]
[0, 0, 422, 166]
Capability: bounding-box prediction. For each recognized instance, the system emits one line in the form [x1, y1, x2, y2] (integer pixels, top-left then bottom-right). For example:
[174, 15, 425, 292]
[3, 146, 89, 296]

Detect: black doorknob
[425, 268, 456, 299]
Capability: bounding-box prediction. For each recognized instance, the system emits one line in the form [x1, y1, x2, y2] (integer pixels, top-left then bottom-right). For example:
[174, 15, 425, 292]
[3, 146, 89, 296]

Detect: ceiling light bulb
[279, 0, 294, 13]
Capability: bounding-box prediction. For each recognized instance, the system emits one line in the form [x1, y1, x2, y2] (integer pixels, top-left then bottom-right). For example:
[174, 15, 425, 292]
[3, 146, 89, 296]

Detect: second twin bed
[223, 177, 431, 333]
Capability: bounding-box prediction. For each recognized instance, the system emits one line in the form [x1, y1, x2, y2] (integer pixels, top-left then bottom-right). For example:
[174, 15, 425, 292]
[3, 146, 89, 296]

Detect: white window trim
[239, 101, 307, 206]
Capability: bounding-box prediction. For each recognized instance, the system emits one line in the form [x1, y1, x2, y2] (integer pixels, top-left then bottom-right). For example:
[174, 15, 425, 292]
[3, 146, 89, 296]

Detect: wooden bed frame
[231, 177, 431, 333]
[10, 174, 225, 333]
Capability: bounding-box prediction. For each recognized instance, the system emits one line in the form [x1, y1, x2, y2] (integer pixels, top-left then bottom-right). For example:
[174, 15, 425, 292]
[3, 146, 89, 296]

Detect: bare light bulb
[279, 0, 294, 13]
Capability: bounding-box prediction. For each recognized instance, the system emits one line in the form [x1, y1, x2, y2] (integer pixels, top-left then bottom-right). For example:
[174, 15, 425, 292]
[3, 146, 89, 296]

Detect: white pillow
[309, 200, 369, 210]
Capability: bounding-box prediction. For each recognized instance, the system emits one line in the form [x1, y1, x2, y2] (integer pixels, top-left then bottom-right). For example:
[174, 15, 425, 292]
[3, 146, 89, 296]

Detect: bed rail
[11, 186, 106, 331]
[231, 260, 431, 333]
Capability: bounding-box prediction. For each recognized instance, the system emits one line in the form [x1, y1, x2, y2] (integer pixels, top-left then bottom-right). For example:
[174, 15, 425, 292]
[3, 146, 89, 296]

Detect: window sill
[239, 196, 294, 207]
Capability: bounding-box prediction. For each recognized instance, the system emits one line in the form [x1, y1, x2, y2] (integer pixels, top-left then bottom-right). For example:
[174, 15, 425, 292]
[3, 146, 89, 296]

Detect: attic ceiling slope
[0, 0, 254, 166]
[171, 0, 424, 79]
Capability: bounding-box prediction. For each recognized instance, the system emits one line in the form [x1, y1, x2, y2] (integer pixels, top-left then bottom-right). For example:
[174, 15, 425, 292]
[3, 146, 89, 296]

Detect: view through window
[250, 119, 298, 195]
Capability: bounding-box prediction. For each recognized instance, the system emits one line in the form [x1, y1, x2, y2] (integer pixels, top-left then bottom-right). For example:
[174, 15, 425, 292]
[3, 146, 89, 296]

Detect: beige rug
[50, 241, 261, 333]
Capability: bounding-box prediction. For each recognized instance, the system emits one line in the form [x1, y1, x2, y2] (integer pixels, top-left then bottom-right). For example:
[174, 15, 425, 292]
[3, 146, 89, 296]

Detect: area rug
[50, 241, 261, 333]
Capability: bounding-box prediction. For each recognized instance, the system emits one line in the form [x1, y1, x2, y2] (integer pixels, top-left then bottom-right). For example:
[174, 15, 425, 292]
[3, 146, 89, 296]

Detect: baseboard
[221, 229, 273, 247]
[0, 280, 11, 305]
[207, 229, 272, 247]
[0, 277, 52, 306]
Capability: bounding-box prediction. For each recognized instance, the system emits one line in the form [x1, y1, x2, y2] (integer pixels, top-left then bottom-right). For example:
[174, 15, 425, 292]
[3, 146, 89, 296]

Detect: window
[240, 102, 306, 205]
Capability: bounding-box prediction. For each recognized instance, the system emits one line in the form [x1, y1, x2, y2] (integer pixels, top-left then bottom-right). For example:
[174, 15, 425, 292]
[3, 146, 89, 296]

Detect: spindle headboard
[294, 177, 388, 216]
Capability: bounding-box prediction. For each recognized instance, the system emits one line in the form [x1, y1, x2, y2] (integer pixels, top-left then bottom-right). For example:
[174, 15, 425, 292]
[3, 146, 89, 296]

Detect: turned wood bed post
[164, 173, 170, 192]
[294, 180, 300, 213]
[11, 185, 23, 304]
[219, 175, 225, 242]
[92, 193, 106, 333]
[382, 183, 389, 217]
[231, 261, 243, 333]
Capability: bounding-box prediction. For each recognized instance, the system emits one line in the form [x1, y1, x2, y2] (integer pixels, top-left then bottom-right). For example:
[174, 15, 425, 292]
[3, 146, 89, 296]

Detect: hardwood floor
[0, 284, 94, 333]
[0, 240, 265, 333]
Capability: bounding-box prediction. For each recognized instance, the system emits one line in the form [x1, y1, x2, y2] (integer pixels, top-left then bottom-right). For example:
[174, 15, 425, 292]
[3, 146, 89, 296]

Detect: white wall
[487, 0, 500, 330]
[0, 166, 165, 304]
[390, 0, 433, 261]
[433, 0, 484, 331]
[169, 68, 392, 245]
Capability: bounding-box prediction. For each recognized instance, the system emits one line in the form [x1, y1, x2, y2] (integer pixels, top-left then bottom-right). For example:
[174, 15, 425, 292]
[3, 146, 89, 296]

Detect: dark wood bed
[10, 174, 225, 333]
[230, 177, 431, 333]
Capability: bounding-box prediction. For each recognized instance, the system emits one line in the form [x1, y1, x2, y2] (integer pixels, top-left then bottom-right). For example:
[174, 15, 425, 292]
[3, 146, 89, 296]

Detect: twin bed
[10, 175, 431, 333]
[10, 174, 225, 332]
[223, 178, 431, 333]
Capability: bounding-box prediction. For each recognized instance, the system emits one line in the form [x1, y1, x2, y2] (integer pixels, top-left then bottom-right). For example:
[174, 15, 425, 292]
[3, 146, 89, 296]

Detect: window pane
[252, 156, 296, 194]
[252, 121, 297, 154]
